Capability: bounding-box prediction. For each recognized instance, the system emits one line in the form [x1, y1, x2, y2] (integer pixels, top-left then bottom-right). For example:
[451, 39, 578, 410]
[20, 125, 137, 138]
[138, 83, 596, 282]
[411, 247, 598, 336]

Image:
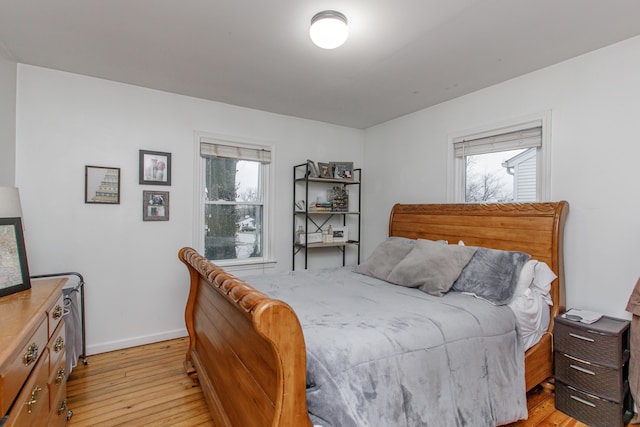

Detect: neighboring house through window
[449, 114, 550, 203]
[194, 133, 274, 269]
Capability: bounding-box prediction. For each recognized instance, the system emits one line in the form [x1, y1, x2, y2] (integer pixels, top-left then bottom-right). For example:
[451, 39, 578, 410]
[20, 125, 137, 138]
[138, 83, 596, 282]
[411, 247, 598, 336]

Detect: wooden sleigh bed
[179, 201, 568, 427]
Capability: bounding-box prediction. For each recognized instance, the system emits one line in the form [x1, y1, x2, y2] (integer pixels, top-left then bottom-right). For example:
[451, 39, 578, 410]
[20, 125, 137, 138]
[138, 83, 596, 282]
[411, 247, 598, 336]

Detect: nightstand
[554, 314, 633, 427]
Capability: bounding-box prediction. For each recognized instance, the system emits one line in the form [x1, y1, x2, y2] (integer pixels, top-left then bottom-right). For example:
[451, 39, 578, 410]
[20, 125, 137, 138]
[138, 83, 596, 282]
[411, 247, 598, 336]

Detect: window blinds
[453, 126, 542, 157]
[200, 141, 271, 163]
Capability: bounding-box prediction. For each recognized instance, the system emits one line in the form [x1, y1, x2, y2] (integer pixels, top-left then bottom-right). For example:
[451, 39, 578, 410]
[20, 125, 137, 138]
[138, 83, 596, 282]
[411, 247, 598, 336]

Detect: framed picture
[329, 161, 354, 181]
[143, 190, 170, 221]
[0, 217, 31, 297]
[85, 165, 121, 204]
[318, 162, 333, 179]
[332, 226, 348, 242]
[307, 159, 319, 178]
[139, 150, 171, 185]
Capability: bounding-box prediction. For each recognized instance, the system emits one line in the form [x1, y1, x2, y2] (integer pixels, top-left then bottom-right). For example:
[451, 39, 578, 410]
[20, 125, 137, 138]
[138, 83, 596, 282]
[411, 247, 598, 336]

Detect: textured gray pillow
[452, 247, 531, 305]
[353, 237, 416, 281]
[386, 239, 477, 296]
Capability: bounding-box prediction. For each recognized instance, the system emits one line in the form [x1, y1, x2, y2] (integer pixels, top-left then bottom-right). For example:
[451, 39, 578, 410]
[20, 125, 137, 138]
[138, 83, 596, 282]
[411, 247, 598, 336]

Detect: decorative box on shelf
[299, 232, 322, 245]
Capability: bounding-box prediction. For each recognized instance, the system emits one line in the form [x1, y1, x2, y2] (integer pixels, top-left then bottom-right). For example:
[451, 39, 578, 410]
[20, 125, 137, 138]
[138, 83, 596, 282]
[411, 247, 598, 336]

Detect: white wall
[15, 65, 364, 354]
[364, 35, 640, 319]
[0, 54, 16, 186]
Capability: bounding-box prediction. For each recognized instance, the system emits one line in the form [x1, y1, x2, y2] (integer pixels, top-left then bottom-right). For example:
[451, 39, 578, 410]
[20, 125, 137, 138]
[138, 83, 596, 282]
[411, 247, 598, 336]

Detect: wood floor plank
[66, 337, 622, 426]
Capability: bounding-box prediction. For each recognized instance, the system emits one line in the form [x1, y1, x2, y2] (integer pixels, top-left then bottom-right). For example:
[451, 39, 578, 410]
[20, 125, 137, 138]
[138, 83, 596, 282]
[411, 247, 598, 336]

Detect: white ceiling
[1, 1, 640, 129]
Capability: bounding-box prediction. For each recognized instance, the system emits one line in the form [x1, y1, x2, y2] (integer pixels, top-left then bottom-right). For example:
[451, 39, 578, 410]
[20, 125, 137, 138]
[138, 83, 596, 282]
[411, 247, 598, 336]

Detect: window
[450, 117, 550, 203]
[195, 134, 274, 268]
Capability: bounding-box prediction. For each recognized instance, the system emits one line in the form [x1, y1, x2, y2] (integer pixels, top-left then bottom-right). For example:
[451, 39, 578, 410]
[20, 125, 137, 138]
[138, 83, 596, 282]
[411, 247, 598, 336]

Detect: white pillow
[513, 260, 537, 298]
[531, 261, 557, 294]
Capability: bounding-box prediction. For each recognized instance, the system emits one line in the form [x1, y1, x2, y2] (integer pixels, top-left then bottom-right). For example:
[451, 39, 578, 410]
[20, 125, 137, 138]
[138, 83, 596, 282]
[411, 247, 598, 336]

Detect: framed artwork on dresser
[0, 217, 31, 297]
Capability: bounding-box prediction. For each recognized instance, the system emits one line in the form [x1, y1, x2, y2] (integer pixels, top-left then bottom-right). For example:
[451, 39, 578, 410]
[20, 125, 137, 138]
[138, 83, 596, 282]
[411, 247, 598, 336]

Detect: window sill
[215, 258, 277, 273]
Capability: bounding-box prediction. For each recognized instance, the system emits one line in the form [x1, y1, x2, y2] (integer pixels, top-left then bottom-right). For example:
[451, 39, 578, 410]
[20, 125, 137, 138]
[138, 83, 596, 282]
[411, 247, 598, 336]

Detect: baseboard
[86, 328, 188, 356]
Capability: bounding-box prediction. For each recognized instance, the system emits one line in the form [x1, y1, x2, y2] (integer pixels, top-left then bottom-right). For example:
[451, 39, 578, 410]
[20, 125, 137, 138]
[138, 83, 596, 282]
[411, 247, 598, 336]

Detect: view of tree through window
[204, 158, 263, 261]
[465, 149, 531, 202]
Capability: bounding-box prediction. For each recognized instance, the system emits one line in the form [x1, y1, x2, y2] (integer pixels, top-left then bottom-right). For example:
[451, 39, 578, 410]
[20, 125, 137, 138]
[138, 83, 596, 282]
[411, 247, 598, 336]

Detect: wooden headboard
[179, 201, 569, 426]
[389, 201, 569, 390]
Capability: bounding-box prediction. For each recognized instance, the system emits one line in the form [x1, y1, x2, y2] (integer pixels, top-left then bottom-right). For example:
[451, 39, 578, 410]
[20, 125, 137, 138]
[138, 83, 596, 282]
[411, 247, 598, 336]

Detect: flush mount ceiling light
[310, 10, 348, 49]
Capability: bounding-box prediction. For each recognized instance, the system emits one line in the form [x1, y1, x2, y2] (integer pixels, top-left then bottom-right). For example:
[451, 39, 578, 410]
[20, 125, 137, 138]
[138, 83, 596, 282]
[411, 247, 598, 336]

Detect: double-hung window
[451, 118, 549, 203]
[195, 135, 273, 268]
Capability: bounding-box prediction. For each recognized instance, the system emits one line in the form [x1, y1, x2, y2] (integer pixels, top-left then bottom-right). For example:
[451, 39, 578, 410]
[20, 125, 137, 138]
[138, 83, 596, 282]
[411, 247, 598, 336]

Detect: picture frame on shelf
[85, 165, 121, 204]
[332, 226, 348, 242]
[318, 162, 333, 179]
[329, 161, 354, 181]
[0, 217, 31, 297]
[139, 149, 172, 185]
[143, 190, 170, 221]
[306, 160, 319, 178]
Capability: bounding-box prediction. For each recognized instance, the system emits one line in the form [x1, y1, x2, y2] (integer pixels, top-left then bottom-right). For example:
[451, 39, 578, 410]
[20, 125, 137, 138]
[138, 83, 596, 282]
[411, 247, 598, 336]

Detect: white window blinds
[453, 126, 542, 157]
[200, 141, 271, 163]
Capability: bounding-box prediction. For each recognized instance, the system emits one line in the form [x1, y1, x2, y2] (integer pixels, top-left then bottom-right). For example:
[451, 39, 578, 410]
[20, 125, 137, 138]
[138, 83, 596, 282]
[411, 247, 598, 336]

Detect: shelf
[295, 177, 360, 185]
[295, 241, 359, 249]
[295, 211, 360, 215]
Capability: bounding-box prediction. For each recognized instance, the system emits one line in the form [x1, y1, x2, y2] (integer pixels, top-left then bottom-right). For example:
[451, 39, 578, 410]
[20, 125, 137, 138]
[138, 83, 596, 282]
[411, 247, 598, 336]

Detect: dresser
[0, 278, 69, 427]
[554, 314, 632, 427]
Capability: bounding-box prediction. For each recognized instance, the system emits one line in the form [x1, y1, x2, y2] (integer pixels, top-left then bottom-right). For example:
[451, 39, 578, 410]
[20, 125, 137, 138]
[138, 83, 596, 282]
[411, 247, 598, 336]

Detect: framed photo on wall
[0, 217, 31, 297]
[139, 150, 172, 185]
[143, 190, 170, 221]
[85, 165, 121, 204]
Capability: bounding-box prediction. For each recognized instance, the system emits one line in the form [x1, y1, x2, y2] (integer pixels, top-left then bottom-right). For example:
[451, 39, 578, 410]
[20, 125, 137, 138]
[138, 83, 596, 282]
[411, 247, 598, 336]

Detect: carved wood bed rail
[179, 201, 568, 426]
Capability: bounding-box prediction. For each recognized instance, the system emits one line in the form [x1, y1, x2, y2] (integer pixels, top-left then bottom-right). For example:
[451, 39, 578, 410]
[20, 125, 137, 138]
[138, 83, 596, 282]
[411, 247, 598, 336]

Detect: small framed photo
[329, 161, 354, 181]
[0, 217, 31, 297]
[318, 162, 333, 179]
[85, 165, 121, 204]
[139, 150, 171, 185]
[143, 190, 170, 221]
[332, 226, 348, 242]
[307, 160, 319, 178]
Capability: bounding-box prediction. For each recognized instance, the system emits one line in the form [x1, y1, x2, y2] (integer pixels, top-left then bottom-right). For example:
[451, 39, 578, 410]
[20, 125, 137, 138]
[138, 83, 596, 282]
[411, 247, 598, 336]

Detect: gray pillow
[353, 237, 416, 281]
[452, 247, 531, 305]
[386, 239, 477, 296]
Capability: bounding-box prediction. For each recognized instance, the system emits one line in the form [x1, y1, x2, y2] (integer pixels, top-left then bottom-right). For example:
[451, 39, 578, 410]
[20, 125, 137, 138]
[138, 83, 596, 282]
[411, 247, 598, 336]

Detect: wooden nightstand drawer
[554, 316, 630, 368]
[555, 351, 628, 402]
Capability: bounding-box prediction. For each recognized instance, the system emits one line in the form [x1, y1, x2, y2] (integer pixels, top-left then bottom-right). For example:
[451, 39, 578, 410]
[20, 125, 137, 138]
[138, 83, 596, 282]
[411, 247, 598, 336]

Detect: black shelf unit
[292, 162, 361, 270]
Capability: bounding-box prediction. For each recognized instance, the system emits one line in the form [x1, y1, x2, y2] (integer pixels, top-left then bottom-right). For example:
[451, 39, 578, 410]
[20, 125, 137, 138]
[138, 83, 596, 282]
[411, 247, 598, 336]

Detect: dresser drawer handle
[52, 304, 63, 320]
[56, 367, 66, 384]
[569, 332, 595, 342]
[23, 343, 39, 366]
[25, 385, 42, 413]
[570, 364, 596, 375]
[563, 353, 592, 365]
[570, 394, 596, 408]
[54, 336, 65, 352]
[57, 399, 68, 415]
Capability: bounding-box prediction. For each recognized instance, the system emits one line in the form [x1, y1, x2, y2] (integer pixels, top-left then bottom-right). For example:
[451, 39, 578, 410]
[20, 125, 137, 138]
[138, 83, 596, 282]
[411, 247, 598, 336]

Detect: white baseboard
[85, 328, 188, 356]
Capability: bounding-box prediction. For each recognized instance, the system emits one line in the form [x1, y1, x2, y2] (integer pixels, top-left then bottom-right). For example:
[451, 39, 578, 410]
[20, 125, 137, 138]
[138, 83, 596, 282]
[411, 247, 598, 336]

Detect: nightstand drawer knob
[569, 332, 595, 342]
[570, 364, 595, 375]
[569, 394, 596, 408]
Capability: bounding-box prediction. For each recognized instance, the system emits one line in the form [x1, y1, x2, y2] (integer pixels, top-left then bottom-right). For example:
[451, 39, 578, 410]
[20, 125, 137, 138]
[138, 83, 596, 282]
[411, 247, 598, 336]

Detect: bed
[179, 201, 568, 426]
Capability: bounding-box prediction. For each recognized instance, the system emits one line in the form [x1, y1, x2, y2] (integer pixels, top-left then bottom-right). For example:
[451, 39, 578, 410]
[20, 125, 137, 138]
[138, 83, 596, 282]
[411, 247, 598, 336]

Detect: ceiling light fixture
[310, 10, 348, 49]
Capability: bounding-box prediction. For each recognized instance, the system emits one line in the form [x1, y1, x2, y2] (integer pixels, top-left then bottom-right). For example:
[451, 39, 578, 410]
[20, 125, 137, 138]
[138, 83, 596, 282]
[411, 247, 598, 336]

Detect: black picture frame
[139, 150, 171, 185]
[0, 217, 31, 297]
[143, 190, 170, 221]
[85, 165, 121, 204]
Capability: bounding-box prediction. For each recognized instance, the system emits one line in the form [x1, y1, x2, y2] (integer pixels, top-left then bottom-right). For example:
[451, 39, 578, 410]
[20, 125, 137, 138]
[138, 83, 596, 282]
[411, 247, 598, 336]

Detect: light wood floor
[66, 337, 594, 426]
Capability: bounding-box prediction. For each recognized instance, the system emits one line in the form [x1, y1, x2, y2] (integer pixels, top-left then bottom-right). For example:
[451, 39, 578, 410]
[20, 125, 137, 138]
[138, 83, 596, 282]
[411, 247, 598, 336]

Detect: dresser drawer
[47, 294, 65, 339]
[0, 315, 48, 416]
[48, 356, 68, 427]
[555, 351, 627, 402]
[556, 380, 631, 427]
[554, 316, 629, 368]
[4, 352, 50, 427]
[47, 321, 66, 374]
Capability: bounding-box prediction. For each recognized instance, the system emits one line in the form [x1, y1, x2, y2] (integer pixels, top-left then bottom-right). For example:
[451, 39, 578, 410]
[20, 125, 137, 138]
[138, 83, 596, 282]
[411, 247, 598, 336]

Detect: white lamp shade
[0, 187, 23, 218]
[310, 11, 348, 49]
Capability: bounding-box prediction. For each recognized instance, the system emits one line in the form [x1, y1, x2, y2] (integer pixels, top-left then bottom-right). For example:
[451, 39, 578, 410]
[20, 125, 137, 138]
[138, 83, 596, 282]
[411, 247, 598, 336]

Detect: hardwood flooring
[66, 337, 596, 426]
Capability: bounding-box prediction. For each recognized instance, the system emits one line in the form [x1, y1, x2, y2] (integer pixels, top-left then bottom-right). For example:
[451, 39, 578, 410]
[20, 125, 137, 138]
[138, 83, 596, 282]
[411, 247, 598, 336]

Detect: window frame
[193, 131, 276, 271]
[447, 112, 552, 203]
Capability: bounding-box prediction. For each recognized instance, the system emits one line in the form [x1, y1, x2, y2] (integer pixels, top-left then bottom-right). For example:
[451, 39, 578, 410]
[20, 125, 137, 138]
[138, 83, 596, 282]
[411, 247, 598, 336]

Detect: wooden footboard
[179, 247, 312, 427]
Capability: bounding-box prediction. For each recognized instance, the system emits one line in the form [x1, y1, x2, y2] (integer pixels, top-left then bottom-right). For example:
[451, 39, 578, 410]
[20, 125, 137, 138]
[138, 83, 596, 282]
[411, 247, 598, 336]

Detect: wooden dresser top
[0, 278, 67, 366]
